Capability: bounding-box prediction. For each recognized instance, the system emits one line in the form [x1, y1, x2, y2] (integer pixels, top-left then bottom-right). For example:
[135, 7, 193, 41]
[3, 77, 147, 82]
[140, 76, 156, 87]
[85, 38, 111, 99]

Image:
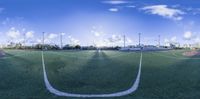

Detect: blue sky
[0, 0, 200, 47]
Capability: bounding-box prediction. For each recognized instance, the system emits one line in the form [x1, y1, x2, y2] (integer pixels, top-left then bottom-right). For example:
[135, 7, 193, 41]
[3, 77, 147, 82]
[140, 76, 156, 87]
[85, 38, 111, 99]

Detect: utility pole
[60, 33, 63, 49]
[123, 35, 126, 48]
[158, 35, 160, 47]
[23, 33, 26, 50]
[139, 33, 141, 47]
[42, 32, 45, 50]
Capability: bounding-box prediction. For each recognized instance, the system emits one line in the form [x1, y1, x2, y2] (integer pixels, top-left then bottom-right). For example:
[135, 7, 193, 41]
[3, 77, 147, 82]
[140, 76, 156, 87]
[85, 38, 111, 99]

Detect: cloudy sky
[0, 0, 200, 46]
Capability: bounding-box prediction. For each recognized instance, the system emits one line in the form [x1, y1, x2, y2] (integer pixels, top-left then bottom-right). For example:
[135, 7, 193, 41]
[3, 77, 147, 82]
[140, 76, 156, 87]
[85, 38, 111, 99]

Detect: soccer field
[0, 49, 200, 99]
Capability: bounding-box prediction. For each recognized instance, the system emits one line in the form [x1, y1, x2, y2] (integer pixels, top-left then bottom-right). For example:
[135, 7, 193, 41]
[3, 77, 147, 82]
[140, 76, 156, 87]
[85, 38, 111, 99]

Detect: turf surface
[0, 49, 200, 99]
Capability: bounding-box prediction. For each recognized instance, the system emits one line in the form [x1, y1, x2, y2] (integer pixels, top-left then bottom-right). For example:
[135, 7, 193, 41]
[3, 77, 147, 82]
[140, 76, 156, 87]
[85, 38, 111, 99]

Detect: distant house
[119, 47, 141, 51]
[170, 43, 176, 49]
[119, 45, 170, 51]
[183, 43, 200, 49]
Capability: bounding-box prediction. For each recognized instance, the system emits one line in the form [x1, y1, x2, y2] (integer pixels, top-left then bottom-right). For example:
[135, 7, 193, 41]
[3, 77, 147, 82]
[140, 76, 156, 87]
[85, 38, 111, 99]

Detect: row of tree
[4, 42, 121, 50]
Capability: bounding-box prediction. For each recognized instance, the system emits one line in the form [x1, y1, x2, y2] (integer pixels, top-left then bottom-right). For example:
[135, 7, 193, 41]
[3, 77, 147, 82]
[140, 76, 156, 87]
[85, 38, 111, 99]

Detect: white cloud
[102, 0, 130, 5]
[92, 31, 103, 37]
[109, 8, 119, 12]
[94, 40, 106, 47]
[17, 38, 25, 43]
[91, 30, 100, 37]
[68, 36, 72, 38]
[183, 31, 193, 40]
[7, 27, 20, 39]
[195, 37, 200, 43]
[36, 39, 42, 43]
[126, 5, 136, 8]
[105, 35, 132, 46]
[94, 32, 100, 37]
[164, 38, 169, 43]
[184, 7, 200, 15]
[91, 26, 105, 37]
[22, 28, 26, 32]
[164, 36, 178, 46]
[126, 37, 132, 43]
[61, 33, 65, 36]
[41, 33, 58, 44]
[171, 36, 177, 42]
[142, 5, 185, 20]
[68, 36, 80, 45]
[108, 35, 123, 43]
[92, 26, 97, 29]
[48, 33, 58, 39]
[5, 27, 37, 44]
[26, 31, 34, 39]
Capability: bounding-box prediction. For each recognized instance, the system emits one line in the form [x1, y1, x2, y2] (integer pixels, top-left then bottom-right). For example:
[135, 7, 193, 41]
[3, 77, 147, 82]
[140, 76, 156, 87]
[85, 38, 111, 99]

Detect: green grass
[0, 49, 200, 99]
[44, 51, 139, 94]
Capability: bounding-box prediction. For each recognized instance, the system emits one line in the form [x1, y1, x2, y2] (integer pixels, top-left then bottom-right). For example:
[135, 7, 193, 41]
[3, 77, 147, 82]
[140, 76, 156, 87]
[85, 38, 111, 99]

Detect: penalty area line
[41, 51, 143, 98]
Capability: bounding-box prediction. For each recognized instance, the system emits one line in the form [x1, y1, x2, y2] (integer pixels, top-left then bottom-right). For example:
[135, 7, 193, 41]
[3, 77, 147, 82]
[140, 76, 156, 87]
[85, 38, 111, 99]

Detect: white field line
[151, 52, 200, 60]
[42, 51, 143, 98]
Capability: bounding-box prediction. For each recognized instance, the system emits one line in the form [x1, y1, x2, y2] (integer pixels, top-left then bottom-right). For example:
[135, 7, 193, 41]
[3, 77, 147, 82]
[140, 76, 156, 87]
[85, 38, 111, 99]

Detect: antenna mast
[139, 33, 141, 47]
[123, 35, 126, 48]
[60, 33, 63, 49]
[42, 32, 45, 50]
[23, 33, 26, 49]
[158, 35, 160, 47]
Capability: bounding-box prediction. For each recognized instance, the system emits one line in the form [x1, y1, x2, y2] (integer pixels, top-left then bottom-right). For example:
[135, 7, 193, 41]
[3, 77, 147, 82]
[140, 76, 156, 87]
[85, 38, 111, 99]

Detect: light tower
[23, 33, 26, 49]
[158, 35, 160, 47]
[42, 32, 45, 50]
[139, 33, 141, 47]
[60, 33, 63, 49]
[123, 35, 126, 48]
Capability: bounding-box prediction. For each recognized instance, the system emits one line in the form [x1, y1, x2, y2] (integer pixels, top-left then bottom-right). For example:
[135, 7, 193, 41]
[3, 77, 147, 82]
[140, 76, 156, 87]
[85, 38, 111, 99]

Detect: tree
[35, 44, 43, 49]
[63, 44, 73, 50]
[15, 43, 23, 49]
[75, 45, 81, 49]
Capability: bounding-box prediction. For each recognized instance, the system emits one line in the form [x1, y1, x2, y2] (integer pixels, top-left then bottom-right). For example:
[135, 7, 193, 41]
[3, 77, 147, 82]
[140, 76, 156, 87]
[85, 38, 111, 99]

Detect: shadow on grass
[46, 50, 140, 96]
[53, 51, 110, 92]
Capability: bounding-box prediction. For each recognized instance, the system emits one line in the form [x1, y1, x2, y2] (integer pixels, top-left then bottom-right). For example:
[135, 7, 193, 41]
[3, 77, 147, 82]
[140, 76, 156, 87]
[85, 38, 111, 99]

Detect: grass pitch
[0, 49, 200, 99]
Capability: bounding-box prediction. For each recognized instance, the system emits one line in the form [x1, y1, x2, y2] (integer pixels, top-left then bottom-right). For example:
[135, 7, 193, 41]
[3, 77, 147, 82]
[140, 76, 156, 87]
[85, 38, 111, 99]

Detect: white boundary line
[42, 51, 143, 98]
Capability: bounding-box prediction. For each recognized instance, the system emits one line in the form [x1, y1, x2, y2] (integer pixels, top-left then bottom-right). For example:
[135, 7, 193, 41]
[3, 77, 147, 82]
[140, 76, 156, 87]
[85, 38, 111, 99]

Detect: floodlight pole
[60, 33, 63, 49]
[123, 35, 126, 48]
[158, 35, 160, 47]
[139, 33, 141, 47]
[42, 32, 45, 50]
[23, 33, 26, 50]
